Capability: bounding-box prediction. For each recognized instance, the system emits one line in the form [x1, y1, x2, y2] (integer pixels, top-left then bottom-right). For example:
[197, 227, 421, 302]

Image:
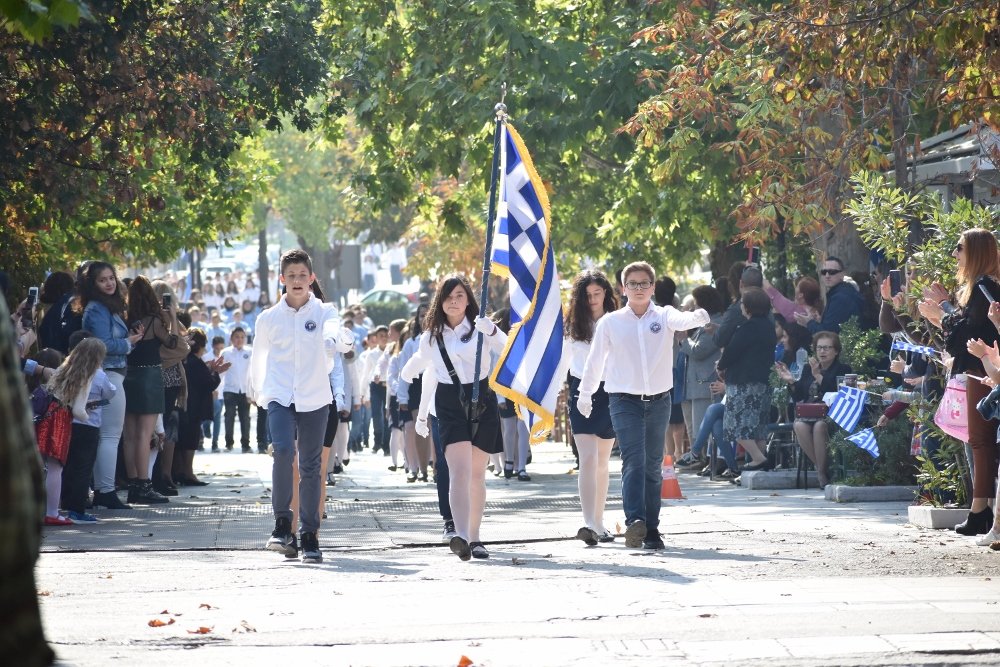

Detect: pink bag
[934, 374, 969, 442]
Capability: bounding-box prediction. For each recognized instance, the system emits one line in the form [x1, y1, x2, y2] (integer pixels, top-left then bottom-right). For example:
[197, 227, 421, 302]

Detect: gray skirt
[722, 382, 770, 441]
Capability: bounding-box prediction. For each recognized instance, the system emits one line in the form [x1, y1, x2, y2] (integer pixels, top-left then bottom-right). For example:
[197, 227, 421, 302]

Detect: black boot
[955, 506, 993, 535]
[130, 479, 169, 505]
[93, 490, 132, 510]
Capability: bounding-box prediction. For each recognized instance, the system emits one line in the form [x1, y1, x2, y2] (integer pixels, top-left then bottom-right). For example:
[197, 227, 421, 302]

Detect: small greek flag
[891, 339, 938, 357]
[847, 428, 880, 458]
[829, 385, 867, 432]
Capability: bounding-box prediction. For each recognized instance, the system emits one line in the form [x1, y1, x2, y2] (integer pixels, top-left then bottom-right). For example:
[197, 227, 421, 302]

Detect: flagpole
[471, 91, 509, 410]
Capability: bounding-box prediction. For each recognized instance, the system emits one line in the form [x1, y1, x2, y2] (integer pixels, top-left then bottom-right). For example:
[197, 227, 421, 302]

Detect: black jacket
[717, 315, 777, 385]
[943, 276, 1000, 376]
[182, 351, 221, 421]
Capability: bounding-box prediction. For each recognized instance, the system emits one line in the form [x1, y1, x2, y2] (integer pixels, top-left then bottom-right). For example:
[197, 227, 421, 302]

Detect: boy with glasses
[794, 257, 863, 334]
[577, 261, 709, 550]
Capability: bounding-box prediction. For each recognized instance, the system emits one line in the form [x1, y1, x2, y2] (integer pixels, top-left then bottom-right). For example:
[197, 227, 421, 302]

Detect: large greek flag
[828, 385, 867, 432]
[489, 123, 563, 443]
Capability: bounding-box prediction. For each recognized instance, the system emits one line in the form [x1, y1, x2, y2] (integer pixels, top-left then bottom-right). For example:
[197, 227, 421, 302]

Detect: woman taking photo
[778, 331, 852, 487]
[401, 275, 507, 561]
[80, 262, 142, 510]
[122, 276, 180, 504]
[564, 271, 619, 546]
[918, 228, 1000, 535]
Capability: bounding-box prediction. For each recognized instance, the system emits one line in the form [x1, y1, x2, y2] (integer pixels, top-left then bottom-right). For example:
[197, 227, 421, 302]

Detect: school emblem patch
[305, 320, 317, 332]
[649, 322, 662, 334]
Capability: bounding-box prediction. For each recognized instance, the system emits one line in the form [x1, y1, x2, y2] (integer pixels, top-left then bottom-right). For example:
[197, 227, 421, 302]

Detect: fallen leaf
[458, 656, 474, 667]
[148, 618, 175, 627]
[37, 590, 51, 596]
[615, 522, 622, 534]
[199, 603, 216, 610]
[698, 613, 716, 618]
[100, 574, 113, 579]
[541, 554, 552, 558]
[236, 620, 256, 633]
[187, 626, 213, 634]
[160, 609, 170, 614]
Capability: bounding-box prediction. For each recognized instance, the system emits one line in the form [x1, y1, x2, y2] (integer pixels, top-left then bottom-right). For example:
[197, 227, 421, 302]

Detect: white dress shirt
[220, 344, 252, 394]
[248, 295, 354, 413]
[578, 304, 709, 402]
[401, 319, 508, 386]
[563, 337, 593, 380]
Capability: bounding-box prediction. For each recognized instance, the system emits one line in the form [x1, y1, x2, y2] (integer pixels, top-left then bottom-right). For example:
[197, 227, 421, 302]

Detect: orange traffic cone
[661, 454, 684, 499]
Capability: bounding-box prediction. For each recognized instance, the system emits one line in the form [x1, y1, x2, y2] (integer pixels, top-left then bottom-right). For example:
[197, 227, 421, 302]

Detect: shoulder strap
[435, 335, 462, 387]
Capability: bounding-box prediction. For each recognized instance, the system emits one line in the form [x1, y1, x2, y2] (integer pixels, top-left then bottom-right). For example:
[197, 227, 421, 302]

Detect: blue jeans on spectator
[690, 401, 737, 470]
[430, 415, 452, 523]
[203, 397, 223, 446]
[608, 393, 671, 534]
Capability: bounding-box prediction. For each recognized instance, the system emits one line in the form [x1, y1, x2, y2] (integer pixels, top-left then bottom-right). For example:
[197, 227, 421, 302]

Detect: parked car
[360, 287, 419, 325]
[200, 259, 239, 281]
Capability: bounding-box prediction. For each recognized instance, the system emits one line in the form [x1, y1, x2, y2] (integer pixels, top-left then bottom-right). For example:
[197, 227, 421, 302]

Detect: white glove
[576, 394, 593, 419]
[475, 316, 497, 336]
[415, 417, 430, 438]
[335, 327, 356, 353]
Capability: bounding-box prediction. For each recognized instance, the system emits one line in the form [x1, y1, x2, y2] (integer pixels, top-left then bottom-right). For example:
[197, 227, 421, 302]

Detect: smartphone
[162, 293, 172, 309]
[748, 246, 761, 265]
[889, 269, 902, 297]
[21, 286, 38, 329]
[979, 283, 997, 304]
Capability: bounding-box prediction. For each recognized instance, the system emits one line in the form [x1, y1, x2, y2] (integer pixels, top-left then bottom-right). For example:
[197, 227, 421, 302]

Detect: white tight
[389, 428, 403, 467]
[445, 441, 489, 542]
[576, 434, 615, 532]
[500, 417, 530, 471]
[44, 456, 63, 518]
[333, 422, 349, 464]
[403, 422, 418, 473]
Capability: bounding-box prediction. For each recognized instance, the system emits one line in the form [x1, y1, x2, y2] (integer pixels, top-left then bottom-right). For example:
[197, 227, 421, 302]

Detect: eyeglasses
[625, 281, 653, 290]
[955, 243, 965, 253]
[819, 269, 842, 276]
[815, 345, 835, 351]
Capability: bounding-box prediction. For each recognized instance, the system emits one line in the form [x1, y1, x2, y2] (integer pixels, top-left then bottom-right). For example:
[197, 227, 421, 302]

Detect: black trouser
[370, 382, 388, 452]
[256, 405, 269, 451]
[62, 423, 100, 514]
[224, 391, 250, 449]
[430, 415, 452, 522]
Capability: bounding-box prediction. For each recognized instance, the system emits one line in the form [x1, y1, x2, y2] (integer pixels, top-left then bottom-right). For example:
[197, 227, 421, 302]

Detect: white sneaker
[976, 529, 1000, 546]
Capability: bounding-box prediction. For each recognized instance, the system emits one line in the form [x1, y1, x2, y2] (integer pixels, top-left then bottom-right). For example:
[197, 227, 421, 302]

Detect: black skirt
[435, 380, 502, 454]
[567, 375, 616, 439]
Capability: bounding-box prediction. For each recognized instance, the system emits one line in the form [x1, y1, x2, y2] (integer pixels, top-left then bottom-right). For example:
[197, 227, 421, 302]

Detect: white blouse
[402, 318, 508, 386]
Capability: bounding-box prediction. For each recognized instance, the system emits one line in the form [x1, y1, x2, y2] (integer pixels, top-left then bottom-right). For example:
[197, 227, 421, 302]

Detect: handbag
[436, 336, 488, 438]
[794, 402, 828, 420]
[934, 374, 969, 442]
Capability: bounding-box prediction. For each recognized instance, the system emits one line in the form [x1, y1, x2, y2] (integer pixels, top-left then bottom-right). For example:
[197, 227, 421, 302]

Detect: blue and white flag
[489, 124, 563, 443]
[828, 385, 867, 432]
[891, 339, 938, 357]
[847, 428, 880, 458]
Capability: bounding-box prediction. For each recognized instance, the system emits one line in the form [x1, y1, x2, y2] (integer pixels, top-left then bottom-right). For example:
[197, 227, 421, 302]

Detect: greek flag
[489, 123, 564, 443]
[828, 385, 867, 432]
[891, 339, 938, 357]
[847, 428, 880, 458]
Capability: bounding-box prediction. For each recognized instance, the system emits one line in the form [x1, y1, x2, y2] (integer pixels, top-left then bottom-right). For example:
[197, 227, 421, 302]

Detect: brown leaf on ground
[148, 618, 175, 627]
[199, 603, 216, 609]
[37, 590, 51, 596]
[990, 542, 1000, 551]
[187, 626, 213, 634]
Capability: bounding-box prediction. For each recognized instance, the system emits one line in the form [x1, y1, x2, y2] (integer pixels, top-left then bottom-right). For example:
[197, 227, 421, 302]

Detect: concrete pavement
[36, 440, 1000, 666]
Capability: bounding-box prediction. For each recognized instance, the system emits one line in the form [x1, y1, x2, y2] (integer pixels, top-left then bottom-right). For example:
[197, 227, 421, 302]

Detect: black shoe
[258, 448, 268, 455]
[643, 531, 666, 550]
[153, 479, 179, 497]
[406, 473, 417, 483]
[717, 468, 740, 480]
[504, 467, 514, 479]
[326, 473, 336, 487]
[676, 452, 707, 471]
[332, 464, 343, 475]
[526, 451, 532, 465]
[92, 490, 131, 510]
[242, 446, 252, 453]
[742, 459, 773, 472]
[342, 459, 350, 467]
[598, 530, 615, 543]
[284, 534, 299, 559]
[624, 520, 647, 548]
[956, 507, 994, 536]
[419, 472, 428, 482]
[178, 476, 209, 487]
[130, 479, 169, 504]
[576, 526, 599, 547]
[225, 445, 233, 451]
[470, 542, 489, 559]
[211, 444, 220, 452]
[387, 465, 397, 471]
[449, 536, 472, 561]
[266, 517, 297, 557]
[300, 531, 322, 563]
[517, 471, 531, 481]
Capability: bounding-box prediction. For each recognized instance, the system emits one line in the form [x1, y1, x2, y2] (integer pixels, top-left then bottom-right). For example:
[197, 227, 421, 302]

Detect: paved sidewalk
[37, 441, 1000, 666]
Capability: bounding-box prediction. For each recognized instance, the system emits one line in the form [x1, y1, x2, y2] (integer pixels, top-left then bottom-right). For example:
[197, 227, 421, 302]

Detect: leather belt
[612, 391, 669, 402]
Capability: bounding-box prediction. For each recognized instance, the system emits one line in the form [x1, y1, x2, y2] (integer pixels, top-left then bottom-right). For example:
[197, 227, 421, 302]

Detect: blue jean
[370, 383, 388, 452]
[431, 415, 452, 522]
[608, 393, 671, 533]
[203, 397, 223, 444]
[349, 404, 367, 450]
[267, 402, 329, 534]
[691, 402, 737, 470]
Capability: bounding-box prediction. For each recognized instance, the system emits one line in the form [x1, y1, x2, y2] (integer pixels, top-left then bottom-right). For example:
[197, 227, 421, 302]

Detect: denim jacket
[82, 301, 130, 370]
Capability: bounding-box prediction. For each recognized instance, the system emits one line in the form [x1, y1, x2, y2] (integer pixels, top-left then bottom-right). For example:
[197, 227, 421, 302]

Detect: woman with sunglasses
[918, 229, 1000, 536]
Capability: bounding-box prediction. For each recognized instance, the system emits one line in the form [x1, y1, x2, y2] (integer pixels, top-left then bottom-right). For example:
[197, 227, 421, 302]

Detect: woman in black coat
[176, 329, 229, 485]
